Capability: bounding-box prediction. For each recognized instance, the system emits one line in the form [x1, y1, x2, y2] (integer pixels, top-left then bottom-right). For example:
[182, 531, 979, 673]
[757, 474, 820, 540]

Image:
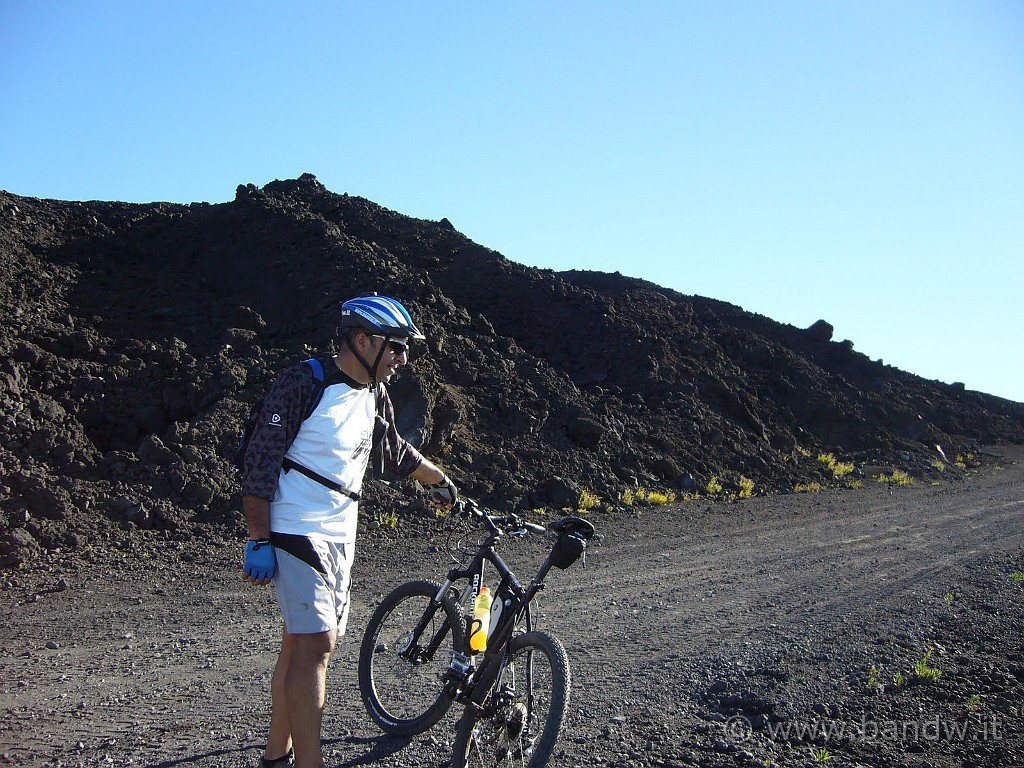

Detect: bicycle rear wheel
[451, 630, 571, 768]
[358, 579, 466, 736]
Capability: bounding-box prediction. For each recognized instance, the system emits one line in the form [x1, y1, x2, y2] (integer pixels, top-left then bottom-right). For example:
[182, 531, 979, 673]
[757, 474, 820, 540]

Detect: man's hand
[242, 539, 276, 585]
[426, 475, 459, 511]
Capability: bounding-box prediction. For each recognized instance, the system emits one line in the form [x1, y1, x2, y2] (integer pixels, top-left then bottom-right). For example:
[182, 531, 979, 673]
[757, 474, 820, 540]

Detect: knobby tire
[451, 630, 571, 768]
[358, 579, 465, 736]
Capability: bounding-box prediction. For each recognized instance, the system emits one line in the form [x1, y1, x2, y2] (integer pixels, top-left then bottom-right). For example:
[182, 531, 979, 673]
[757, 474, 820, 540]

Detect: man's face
[368, 334, 410, 382]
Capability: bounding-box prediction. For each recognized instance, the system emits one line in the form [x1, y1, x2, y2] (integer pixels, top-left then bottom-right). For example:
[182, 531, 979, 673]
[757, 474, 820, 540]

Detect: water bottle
[469, 586, 492, 653]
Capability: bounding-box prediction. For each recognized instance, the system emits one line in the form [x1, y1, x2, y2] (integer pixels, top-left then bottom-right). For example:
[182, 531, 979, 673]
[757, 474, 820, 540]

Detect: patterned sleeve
[240, 363, 313, 500]
[375, 384, 425, 477]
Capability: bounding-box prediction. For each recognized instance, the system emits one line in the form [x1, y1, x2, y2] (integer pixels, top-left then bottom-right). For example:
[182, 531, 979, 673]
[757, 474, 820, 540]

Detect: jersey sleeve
[375, 384, 425, 477]
[240, 363, 315, 501]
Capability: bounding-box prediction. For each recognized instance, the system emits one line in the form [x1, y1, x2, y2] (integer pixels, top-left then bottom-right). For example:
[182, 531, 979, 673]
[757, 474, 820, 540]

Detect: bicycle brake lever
[455, 498, 477, 519]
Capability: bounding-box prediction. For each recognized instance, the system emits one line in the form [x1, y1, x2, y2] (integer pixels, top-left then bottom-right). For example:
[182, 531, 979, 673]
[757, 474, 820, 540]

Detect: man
[239, 294, 458, 768]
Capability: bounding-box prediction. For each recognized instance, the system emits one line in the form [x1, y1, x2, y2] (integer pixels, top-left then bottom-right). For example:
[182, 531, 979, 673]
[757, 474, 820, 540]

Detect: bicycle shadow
[326, 733, 414, 767]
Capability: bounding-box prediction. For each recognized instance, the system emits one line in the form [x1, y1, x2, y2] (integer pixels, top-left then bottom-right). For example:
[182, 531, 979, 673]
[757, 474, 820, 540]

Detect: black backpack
[233, 358, 327, 474]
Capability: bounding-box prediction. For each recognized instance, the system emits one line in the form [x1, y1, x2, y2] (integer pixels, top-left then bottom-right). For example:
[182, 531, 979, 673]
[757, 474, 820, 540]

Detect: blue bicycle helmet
[339, 294, 425, 340]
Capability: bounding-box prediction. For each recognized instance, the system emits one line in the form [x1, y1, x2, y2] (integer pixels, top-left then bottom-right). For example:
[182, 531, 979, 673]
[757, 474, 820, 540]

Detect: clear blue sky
[3, 2, 1022, 402]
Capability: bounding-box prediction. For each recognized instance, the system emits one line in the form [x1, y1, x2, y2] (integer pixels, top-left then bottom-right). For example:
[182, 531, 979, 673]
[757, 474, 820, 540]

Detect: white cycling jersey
[270, 379, 375, 543]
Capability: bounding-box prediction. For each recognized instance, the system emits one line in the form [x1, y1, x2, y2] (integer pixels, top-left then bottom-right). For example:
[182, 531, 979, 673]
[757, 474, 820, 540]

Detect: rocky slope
[2, 173, 1022, 568]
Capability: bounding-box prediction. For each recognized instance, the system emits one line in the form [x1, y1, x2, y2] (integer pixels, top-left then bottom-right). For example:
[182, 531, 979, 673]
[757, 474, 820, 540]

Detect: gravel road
[2, 446, 1022, 768]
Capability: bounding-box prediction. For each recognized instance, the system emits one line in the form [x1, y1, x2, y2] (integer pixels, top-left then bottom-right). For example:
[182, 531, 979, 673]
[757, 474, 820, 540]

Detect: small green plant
[813, 747, 832, 763]
[577, 489, 600, 511]
[931, 460, 946, 472]
[374, 509, 399, 529]
[794, 482, 824, 493]
[622, 488, 676, 506]
[867, 665, 882, 692]
[738, 476, 755, 499]
[967, 694, 982, 713]
[1009, 571, 1024, 582]
[833, 461, 854, 478]
[943, 592, 959, 606]
[914, 647, 942, 683]
[705, 476, 723, 494]
[892, 671, 906, 687]
[817, 452, 854, 478]
[954, 452, 975, 470]
[646, 490, 676, 505]
[846, 479, 864, 489]
[874, 470, 915, 486]
[892, 469, 914, 485]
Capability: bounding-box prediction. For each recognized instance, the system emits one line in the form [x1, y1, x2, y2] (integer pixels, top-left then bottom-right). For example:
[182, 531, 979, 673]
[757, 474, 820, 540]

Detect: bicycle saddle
[548, 516, 596, 539]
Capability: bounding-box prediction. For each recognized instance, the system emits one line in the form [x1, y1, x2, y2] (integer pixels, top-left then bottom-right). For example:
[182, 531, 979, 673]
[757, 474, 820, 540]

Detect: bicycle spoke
[359, 580, 464, 735]
[372, 599, 448, 716]
[457, 633, 567, 768]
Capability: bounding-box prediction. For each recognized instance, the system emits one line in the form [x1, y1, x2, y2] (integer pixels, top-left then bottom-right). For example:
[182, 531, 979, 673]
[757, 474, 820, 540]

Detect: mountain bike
[357, 497, 596, 767]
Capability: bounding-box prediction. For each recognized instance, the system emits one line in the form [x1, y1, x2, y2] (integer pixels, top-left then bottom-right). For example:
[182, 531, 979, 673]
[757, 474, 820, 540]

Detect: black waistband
[269, 532, 327, 575]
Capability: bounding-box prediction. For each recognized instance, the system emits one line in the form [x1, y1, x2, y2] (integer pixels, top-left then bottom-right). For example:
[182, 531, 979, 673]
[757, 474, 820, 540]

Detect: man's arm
[238, 363, 311, 586]
[239, 363, 311, 501]
[242, 495, 272, 540]
[410, 458, 459, 510]
[376, 386, 458, 510]
[408, 458, 447, 486]
[241, 495, 274, 585]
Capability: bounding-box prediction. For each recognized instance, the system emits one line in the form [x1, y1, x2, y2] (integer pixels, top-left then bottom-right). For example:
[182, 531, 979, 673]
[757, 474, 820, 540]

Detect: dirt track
[2, 446, 1022, 768]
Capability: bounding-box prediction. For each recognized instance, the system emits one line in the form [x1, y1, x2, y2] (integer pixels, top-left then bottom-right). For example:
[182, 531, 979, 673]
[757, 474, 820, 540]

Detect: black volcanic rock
[1, 174, 1022, 567]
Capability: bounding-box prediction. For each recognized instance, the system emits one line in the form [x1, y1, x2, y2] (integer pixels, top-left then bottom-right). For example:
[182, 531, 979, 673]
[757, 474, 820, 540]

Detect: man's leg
[284, 629, 336, 768]
[264, 627, 294, 763]
[267, 538, 349, 767]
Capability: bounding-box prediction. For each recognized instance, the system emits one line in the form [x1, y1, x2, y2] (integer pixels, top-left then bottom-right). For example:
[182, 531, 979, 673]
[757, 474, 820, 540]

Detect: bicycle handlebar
[455, 498, 593, 539]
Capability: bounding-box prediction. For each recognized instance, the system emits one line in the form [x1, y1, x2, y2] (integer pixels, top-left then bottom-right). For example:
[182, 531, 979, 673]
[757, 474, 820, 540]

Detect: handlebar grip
[524, 522, 547, 535]
[457, 498, 482, 518]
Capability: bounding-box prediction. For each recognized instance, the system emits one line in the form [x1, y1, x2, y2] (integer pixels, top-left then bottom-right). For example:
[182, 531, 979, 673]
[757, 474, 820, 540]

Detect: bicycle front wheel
[451, 630, 571, 768]
[358, 579, 466, 736]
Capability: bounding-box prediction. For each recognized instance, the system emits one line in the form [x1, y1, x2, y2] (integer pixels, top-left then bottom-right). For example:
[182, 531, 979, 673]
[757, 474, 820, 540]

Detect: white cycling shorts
[271, 534, 354, 635]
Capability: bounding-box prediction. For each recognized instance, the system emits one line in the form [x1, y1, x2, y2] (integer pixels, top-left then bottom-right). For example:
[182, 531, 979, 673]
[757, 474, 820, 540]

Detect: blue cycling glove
[243, 539, 276, 582]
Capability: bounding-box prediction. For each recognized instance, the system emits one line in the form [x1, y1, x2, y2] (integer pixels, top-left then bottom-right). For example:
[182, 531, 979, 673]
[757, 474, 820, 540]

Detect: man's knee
[290, 630, 336, 661]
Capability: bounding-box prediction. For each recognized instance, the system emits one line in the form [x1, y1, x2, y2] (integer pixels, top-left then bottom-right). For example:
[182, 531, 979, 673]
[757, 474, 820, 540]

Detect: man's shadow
[144, 734, 416, 768]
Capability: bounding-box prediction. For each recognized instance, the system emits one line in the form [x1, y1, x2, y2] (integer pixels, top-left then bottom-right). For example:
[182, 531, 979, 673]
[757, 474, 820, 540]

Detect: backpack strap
[281, 457, 361, 501]
[301, 358, 327, 419]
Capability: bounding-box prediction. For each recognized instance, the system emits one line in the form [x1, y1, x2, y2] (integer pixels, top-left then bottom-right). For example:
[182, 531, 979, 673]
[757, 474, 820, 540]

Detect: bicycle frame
[358, 498, 596, 764]
[434, 527, 558, 707]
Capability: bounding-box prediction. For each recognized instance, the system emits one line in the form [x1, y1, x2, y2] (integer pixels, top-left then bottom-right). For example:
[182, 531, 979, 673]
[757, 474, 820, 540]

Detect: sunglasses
[372, 335, 409, 354]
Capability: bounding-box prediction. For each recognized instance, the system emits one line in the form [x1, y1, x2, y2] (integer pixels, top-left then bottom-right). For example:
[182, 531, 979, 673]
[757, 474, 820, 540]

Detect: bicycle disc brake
[475, 687, 527, 758]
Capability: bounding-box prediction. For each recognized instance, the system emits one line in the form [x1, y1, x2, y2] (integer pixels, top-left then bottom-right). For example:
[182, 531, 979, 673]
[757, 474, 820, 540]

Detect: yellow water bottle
[469, 586, 492, 653]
